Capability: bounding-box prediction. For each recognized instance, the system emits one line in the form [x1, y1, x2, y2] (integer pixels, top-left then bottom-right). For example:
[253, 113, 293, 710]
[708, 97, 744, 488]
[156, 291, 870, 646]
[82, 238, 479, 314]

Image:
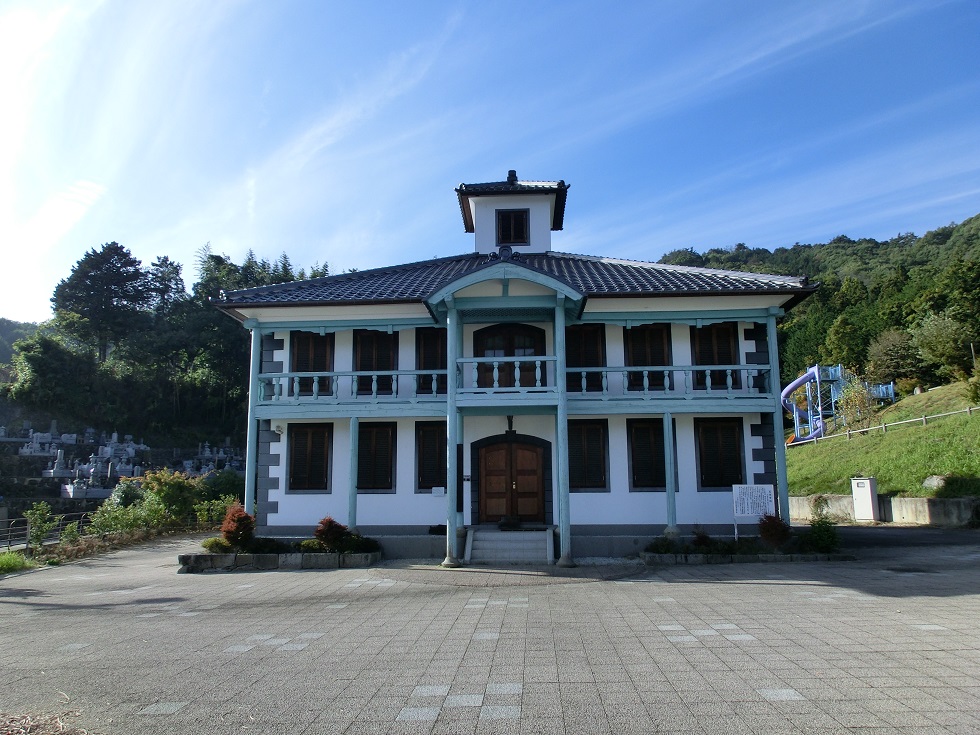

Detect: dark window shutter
[358, 423, 395, 490]
[566, 325, 605, 391]
[625, 325, 669, 390]
[292, 332, 334, 395]
[416, 421, 447, 489]
[692, 323, 740, 389]
[628, 419, 665, 488]
[416, 328, 448, 394]
[696, 418, 744, 488]
[355, 331, 397, 394]
[568, 424, 586, 487]
[568, 420, 607, 489]
[290, 427, 310, 487]
[289, 424, 332, 490]
[497, 210, 529, 244]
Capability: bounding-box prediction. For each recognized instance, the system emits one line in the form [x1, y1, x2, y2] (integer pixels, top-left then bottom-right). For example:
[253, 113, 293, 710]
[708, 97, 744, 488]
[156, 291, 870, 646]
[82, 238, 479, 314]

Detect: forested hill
[659, 212, 980, 280]
[659, 213, 980, 386]
[0, 318, 37, 367]
[1, 213, 977, 445]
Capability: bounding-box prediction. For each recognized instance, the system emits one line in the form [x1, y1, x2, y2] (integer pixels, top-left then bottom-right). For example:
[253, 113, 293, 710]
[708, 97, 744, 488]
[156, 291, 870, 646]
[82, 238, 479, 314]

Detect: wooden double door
[478, 441, 545, 523]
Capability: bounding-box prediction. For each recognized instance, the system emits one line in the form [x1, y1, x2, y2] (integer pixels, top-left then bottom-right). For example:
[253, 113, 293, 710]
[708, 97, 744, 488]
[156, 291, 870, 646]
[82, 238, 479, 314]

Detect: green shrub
[201, 536, 233, 553]
[967, 369, 980, 406]
[220, 504, 255, 549]
[111, 479, 144, 507]
[200, 469, 244, 502]
[194, 494, 239, 527]
[313, 516, 349, 551]
[87, 498, 141, 534]
[249, 537, 292, 553]
[0, 550, 33, 574]
[758, 514, 792, 549]
[343, 534, 381, 554]
[140, 469, 200, 519]
[645, 536, 679, 554]
[808, 515, 840, 552]
[23, 501, 60, 554]
[690, 526, 713, 549]
[296, 539, 330, 553]
[60, 521, 81, 546]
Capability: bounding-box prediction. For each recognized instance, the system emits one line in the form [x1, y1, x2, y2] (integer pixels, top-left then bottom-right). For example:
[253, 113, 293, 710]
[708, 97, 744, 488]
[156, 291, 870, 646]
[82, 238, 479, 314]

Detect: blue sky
[1, 0, 979, 323]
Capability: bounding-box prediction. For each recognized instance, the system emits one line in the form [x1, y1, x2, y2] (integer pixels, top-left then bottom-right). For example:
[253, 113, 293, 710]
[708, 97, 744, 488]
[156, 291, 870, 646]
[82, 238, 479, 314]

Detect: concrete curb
[177, 550, 381, 573]
[641, 551, 856, 565]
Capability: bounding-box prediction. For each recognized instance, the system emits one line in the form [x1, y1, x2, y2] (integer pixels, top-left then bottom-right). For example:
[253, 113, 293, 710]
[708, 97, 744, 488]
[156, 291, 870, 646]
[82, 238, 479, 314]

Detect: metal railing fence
[788, 405, 977, 448]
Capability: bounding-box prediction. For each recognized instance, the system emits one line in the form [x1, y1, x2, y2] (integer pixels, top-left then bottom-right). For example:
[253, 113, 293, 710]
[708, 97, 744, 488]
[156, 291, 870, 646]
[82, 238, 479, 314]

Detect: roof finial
[507, 169, 517, 184]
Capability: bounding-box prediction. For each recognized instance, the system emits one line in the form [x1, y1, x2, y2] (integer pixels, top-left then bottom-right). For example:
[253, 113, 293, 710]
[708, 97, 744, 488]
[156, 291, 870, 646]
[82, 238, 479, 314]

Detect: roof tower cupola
[455, 170, 569, 255]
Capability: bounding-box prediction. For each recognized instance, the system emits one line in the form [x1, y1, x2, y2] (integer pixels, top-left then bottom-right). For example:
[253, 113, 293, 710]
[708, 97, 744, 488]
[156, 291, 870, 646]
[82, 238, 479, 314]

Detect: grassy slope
[786, 383, 980, 497]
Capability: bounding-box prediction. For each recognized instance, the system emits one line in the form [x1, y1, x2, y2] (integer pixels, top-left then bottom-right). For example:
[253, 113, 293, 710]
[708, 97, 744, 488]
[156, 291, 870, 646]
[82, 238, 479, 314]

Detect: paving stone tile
[7, 537, 980, 734]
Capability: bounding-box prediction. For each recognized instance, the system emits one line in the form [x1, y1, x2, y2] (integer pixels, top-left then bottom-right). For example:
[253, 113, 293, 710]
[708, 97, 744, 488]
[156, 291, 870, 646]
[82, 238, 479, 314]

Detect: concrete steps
[464, 527, 555, 564]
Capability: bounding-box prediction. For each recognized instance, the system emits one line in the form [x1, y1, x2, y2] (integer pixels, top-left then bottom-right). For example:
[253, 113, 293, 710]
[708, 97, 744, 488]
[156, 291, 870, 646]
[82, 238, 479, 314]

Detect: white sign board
[732, 484, 775, 518]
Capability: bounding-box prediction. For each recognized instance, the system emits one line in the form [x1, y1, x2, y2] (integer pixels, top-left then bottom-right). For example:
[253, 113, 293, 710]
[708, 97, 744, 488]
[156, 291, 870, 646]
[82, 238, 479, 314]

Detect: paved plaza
[1, 531, 979, 734]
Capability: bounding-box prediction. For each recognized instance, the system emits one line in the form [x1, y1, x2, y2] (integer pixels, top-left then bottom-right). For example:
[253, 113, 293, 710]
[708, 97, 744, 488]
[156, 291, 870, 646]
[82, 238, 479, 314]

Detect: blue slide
[781, 365, 824, 443]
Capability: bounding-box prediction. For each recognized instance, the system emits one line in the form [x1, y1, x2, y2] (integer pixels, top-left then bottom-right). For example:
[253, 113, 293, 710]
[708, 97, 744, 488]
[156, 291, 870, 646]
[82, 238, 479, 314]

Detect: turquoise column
[554, 298, 575, 567]
[348, 416, 359, 531]
[243, 326, 262, 516]
[442, 303, 461, 567]
[767, 312, 791, 522]
[663, 412, 678, 536]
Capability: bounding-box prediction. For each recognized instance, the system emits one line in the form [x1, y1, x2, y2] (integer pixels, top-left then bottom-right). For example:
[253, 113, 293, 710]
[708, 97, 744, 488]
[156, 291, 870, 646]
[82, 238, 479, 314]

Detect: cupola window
[496, 209, 529, 246]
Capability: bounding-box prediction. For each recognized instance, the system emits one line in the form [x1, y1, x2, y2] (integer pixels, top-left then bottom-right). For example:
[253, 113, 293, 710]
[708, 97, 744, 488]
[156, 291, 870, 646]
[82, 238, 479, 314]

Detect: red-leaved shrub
[220, 503, 255, 549]
[313, 516, 349, 551]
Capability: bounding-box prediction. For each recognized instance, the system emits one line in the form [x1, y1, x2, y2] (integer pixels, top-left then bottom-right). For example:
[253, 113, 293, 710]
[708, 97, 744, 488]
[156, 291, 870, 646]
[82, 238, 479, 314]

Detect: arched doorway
[472, 434, 550, 525]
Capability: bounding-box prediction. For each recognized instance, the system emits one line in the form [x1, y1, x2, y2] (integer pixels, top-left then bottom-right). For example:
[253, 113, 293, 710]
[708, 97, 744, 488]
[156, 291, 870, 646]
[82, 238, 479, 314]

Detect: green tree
[3, 329, 98, 413]
[145, 256, 187, 319]
[911, 312, 974, 379]
[820, 311, 872, 372]
[658, 248, 705, 267]
[51, 242, 150, 362]
[865, 328, 921, 384]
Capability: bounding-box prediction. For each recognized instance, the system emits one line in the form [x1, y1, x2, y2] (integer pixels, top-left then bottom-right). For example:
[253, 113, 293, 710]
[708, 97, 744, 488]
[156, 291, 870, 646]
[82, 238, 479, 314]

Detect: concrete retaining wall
[790, 495, 980, 526]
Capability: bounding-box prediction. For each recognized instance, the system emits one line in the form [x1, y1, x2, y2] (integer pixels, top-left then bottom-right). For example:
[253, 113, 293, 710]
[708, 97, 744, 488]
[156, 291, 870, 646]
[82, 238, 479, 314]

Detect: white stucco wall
[471, 195, 553, 254]
[263, 410, 765, 529]
[261, 320, 768, 530]
[265, 417, 452, 529]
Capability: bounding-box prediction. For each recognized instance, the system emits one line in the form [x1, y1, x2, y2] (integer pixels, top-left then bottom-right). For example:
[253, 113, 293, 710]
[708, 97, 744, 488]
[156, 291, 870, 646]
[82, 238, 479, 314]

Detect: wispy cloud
[574, 123, 980, 259]
[133, 9, 465, 273]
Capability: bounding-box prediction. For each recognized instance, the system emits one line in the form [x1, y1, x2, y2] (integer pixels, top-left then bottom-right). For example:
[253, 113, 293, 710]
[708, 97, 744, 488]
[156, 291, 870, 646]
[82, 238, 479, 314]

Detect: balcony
[259, 370, 448, 404]
[457, 356, 558, 395]
[565, 365, 773, 400]
[257, 361, 772, 409]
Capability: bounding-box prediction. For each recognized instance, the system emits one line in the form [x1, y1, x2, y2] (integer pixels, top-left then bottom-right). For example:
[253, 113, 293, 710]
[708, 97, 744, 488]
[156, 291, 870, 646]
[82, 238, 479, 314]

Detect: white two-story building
[215, 171, 814, 565]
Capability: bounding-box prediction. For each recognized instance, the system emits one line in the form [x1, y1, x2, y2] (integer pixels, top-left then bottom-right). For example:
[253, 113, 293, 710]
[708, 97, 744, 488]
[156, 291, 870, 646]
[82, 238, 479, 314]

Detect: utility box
[851, 477, 879, 521]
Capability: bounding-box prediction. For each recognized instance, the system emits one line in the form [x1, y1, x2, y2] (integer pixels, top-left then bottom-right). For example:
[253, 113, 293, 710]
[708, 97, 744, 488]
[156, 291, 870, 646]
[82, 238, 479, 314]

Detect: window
[473, 323, 546, 388]
[358, 422, 396, 492]
[416, 421, 447, 492]
[354, 330, 398, 395]
[566, 325, 606, 392]
[290, 331, 334, 396]
[416, 327, 447, 395]
[288, 424, 332, 492]
[624, 324, 671, 390]
[496, 209, 529, 245]
[568, 420, 608, 491]
[692, 322, 741, 389]
[627, 419, 666, 490]
[695, 417, 744, 490]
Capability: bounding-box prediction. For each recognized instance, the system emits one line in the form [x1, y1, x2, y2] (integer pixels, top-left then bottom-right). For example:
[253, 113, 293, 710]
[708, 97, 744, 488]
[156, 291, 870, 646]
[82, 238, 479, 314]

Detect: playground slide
[781, 365, 824, 443]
